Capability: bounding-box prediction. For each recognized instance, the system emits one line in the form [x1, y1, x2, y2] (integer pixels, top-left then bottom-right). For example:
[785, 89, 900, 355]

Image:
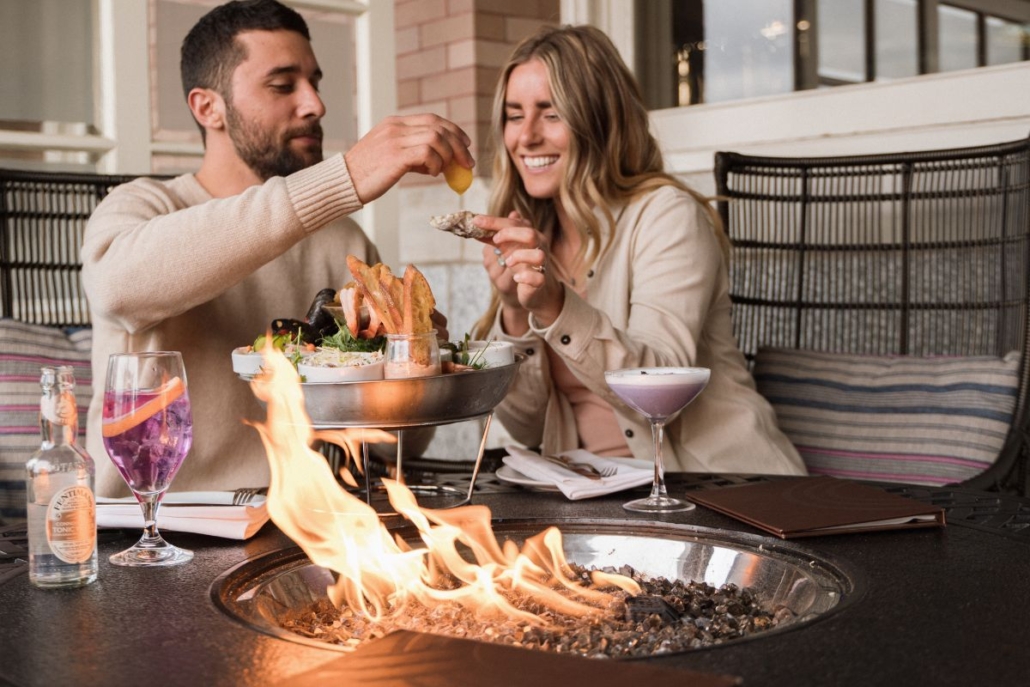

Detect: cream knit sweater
[82, 154, 379, 496]
[488, 185, 806, 476]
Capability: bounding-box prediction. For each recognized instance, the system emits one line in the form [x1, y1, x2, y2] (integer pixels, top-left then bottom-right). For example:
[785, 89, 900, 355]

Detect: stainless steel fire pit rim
[209, 518, 860, 593]
[210, 518, 865, 656]
[491, 515, 853, 566]
[489, 517, 863, 608]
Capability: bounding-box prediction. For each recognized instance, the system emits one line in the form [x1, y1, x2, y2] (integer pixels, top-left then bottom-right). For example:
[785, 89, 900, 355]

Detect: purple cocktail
[102, 352, 194, 566]
[605, 367, 710, 513]
[103, 391, 192, 494]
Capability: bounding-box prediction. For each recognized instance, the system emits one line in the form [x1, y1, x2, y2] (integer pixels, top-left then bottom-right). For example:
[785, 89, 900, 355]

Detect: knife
[542, 454, 603, 480]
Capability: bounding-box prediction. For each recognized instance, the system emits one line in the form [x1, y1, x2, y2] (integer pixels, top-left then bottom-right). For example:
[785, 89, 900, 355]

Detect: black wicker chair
[0, 167, 383, 489]
[0, 168, 148, 328]
[714, 134, 1030, 495]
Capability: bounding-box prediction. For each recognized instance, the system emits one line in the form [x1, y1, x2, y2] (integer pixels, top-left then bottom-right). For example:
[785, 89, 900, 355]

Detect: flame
[247, 343, 640, 628]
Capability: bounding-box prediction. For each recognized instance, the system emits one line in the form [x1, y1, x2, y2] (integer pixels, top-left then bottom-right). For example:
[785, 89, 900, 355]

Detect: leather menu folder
[686, 476, 946, 539]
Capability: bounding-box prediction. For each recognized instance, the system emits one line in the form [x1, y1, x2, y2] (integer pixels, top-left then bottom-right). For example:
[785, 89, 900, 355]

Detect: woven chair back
[714, 134, 1030, 493]
[0, 169, 144, 328]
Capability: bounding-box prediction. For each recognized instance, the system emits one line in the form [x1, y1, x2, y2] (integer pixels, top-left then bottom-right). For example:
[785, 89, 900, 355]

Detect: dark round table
[2, 472, 1029, 687]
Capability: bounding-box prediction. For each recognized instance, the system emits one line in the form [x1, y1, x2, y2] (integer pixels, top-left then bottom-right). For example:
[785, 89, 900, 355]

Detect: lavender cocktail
[605, 367, 710, 513]
[102, 352, 194, 566]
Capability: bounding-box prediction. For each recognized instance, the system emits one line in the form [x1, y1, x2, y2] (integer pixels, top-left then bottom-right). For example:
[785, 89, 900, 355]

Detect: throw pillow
[753, 347, 1020, 486]
[0, 319, 93, 523]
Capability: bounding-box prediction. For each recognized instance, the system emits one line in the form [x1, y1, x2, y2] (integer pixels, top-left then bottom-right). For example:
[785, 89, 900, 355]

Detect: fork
[232, 487, 268, 506]
[543, 455, 617, 480]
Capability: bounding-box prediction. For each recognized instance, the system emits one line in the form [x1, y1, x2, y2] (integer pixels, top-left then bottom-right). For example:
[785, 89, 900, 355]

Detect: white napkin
[96, 491, 270, 540]
[502, 446, 654, 500]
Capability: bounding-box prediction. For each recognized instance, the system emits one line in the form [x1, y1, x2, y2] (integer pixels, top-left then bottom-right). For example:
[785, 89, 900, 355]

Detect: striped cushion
[753, 347, 1020, 486]
[0, 320, 93, 523]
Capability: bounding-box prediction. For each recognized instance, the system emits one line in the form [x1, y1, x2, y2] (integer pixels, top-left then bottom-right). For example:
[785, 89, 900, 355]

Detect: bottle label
[46, 485, 96, 563]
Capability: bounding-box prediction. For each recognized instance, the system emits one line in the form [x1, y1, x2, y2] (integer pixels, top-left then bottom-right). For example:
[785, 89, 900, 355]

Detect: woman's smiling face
[503, 59, 569, 200]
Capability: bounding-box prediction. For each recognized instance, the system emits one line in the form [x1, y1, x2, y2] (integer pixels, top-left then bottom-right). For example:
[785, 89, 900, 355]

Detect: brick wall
[392, 2, 559, 457]
[394, 0, 560, 186]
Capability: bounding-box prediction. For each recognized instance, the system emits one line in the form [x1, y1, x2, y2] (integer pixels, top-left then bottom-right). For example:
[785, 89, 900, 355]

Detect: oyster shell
[429, 210, 490, 240]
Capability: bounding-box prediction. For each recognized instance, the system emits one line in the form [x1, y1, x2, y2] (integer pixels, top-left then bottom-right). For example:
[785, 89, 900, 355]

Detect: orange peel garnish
[101, 376, 186, 438]
[444, 161, 472, 195]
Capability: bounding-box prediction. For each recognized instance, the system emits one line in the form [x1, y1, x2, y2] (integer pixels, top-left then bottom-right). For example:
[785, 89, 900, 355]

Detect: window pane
[154, 1, 357, 143]
[154, 1, 209, 138]
[875, 0, 918, 80]
[306, 15, 358, 150]
[986, 16, 1028, 66]
[0, 0, 93, 127]
[818, 0, 865, 83]
[670, 0, 705, 107]
[704, 0, 794, 103]
[939, 4, 978, 73]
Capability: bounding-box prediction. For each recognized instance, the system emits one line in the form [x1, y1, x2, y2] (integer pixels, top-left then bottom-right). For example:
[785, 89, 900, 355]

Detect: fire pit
[212, 519, 856, 659]
[231, 354, 856, 662]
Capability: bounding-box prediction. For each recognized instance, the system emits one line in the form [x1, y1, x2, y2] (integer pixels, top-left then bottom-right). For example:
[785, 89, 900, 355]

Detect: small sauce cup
[384, 331, 441, 379]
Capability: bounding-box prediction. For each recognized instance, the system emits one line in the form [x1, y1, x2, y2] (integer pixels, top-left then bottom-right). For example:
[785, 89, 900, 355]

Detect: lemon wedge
[102, 376, 186, 438]
[444, 161, 473, 195]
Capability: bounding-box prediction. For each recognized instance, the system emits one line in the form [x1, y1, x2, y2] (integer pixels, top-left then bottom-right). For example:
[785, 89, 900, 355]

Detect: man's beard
[225, 102, 323, 180]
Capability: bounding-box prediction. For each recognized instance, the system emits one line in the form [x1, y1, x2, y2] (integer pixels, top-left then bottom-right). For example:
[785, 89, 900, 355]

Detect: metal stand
[350, 412, 494, 511]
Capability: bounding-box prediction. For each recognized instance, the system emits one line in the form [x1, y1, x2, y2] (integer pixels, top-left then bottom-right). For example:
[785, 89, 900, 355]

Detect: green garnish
[253, 329, 297, 352]
[319, 321, 386, 353]
[285, 329, 308, 366]
[253, 329, 308, 366]
[450, 333, 488, 370]
[253, 333, 283, 351]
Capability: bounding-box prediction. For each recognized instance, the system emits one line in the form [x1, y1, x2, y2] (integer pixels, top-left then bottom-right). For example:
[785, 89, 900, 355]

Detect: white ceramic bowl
[231, 347, 265, 376]
[232, 345, 315, 377]
[463, 341, 515, 368]
[298, 350, 385, 383]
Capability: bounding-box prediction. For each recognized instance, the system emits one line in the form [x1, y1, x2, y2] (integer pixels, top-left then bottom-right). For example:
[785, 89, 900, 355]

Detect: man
[82, 0, 472, 496]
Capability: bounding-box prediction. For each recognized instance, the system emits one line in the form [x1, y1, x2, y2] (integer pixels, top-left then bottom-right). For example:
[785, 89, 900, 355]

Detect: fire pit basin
[212, 519, 858, 657]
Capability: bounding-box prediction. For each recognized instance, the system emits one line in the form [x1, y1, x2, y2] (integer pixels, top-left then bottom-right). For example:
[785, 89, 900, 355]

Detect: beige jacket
[82, 155, 379, 496]
[488, 185, 805, 476]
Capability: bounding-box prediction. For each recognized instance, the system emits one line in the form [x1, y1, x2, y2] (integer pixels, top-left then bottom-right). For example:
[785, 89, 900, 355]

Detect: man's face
[224, 30, 326, 180]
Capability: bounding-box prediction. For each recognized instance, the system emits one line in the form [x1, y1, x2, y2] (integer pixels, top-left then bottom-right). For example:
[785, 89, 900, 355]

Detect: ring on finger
[493, 247, 502, 256]
[497, 255, 507, 268]
[531, 264, 545, 274]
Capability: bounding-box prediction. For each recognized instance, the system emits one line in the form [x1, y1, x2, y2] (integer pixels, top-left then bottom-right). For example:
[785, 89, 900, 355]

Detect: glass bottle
[26, 366, 98, 588]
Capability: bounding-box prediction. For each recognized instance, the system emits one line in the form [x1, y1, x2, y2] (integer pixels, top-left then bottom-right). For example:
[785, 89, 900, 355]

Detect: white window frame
[566, 0, 1030, 194]
[0, 0, 397, 253]
[562, 0, 636, 71]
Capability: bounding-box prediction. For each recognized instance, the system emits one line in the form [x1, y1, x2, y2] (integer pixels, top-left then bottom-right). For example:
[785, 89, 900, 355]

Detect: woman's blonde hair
[473, 24, 727, 337]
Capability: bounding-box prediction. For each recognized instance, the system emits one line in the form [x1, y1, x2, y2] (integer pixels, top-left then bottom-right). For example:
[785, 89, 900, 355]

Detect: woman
[472, 25, 805, 476]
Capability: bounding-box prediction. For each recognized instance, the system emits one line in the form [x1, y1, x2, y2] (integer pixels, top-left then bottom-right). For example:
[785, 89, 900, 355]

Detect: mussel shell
[305, 288, 338, 326]
[269, 289, 341, 344]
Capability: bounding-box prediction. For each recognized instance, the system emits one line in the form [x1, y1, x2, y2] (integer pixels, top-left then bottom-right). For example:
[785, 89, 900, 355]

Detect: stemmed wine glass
[102, 352, 194, 566]
[605, 367, 710, 513]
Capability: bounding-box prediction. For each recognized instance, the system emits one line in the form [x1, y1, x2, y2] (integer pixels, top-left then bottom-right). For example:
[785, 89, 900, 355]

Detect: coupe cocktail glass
[605, 367, 710, 513]
[102, 352, 194, 566]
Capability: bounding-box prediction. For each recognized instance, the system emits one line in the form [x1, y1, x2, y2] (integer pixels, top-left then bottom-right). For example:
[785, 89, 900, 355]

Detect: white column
[354, 0, 400, 267]
[95, 0, 152, 174]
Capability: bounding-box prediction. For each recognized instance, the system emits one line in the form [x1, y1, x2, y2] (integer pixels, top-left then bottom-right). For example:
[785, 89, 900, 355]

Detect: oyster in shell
[429, 210, 490, 240]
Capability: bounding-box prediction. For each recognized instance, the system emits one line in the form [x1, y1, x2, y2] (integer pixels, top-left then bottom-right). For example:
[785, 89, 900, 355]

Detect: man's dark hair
[180, 0, 310, 104]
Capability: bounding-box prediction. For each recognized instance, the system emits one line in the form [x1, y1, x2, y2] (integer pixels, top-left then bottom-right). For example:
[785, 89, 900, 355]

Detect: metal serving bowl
[301, 357, 522, 429]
